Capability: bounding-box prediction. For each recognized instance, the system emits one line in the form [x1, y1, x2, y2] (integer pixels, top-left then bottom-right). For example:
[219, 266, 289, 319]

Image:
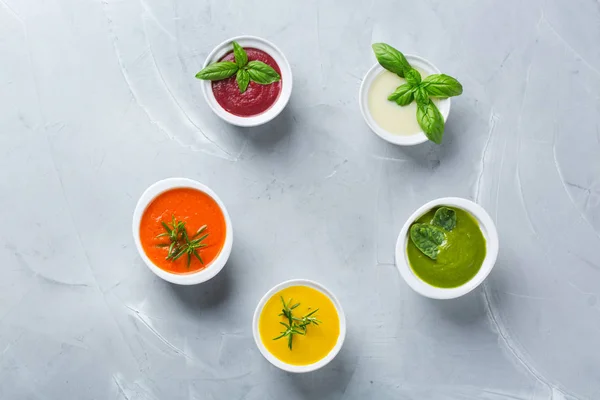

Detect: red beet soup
[211, 48, 282, 117]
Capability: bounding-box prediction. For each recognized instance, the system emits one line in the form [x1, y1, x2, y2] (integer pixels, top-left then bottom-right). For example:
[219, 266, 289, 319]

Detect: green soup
[406, 207, 486, 288]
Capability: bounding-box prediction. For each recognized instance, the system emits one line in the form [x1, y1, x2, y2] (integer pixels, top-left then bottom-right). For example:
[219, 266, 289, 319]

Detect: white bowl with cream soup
[359, 55, 451, 146]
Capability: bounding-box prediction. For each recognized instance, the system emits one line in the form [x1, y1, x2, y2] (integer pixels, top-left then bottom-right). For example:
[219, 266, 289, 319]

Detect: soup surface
[211, 48, 282, 117]
[139, 188, 226, 273]
[407, 207, 486, 288]
[259, 285, 340, 366]
[368, 68, 440, 135]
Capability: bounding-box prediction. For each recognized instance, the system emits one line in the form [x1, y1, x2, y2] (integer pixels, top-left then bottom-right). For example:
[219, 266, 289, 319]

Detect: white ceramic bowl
[395, 197, 499, 299]
[252, 279, 346, 373]
[359, 55, 451, 146]
[200, 35, 293, 127]
[132, 178, 233, 285]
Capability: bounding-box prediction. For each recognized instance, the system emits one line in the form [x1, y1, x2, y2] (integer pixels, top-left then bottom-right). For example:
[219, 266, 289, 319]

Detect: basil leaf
[432, 207, 456, 231]
[414, 86, 429, 105]
[388, 84, 414, 106]
[195, 61, 238, 81]
[236, 69, 250, 93]
[404, 69, 421, 86]
[410, 223, 446, 260]
[372, 43, 411, 77]
[422, 74, 463, 97]
[246, 61, 281, 84]
[416, 98, 445, 144]
[232, 41, 248, 68]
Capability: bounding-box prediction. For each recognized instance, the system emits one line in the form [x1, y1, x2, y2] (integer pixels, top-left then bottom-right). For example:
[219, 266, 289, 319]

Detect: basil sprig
[195, 41, 281, 94]
[372, 43, 463, 144]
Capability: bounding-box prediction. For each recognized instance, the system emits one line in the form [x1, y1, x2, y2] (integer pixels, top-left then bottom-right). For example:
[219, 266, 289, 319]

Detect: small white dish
[252, 279, 346, 373]
[200, 35, 293, 127]
[359, 55, 451, 146]
[132, 177, 233, 285]
[395, 197, 499, 299]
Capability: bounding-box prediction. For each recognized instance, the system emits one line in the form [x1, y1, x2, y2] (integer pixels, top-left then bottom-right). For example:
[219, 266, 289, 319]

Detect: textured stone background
[0, 0, 599, 398]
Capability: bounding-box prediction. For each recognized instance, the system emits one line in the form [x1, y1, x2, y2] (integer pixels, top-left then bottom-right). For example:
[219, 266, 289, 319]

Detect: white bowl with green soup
[395, 197, 499, 299]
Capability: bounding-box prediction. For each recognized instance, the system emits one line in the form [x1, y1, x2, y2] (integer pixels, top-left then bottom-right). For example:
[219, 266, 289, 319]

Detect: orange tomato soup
[140, 188, 226, 274]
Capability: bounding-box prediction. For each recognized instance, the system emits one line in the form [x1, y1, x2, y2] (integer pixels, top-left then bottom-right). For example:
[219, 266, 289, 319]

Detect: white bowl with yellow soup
[359, 54, 451, 146]
[252, 279, 346, 373]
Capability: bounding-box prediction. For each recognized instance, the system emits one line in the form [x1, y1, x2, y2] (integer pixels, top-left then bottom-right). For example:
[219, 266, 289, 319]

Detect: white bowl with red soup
[198, 36, 292, 127]
[132, 178, 233, 285]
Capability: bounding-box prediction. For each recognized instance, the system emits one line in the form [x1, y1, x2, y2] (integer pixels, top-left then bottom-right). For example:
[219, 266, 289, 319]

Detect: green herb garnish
[156, 216, 209, 269]
[272, 296, 321, 350]
[195, 41, 281, 94]
[387, 83, 413, 106]
[404, 68, 422, 86]
[409, 223, 446, 260]
[416, 97, 445, 144]
[432, 207, 457, 231]
[421, 74, 464, 97]
[232, 41, 248, 68]
[246, 60, 281, 85]
[371, 43, 411, 77]
[372, 43, 463, 144]
[410, 207, 459, 259]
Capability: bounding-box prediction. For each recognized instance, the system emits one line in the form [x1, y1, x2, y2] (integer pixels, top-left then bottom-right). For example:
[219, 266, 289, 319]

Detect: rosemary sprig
[272, 296, 321, 350]
[155, 216, 209, 269]
[293, 308, 321, 330]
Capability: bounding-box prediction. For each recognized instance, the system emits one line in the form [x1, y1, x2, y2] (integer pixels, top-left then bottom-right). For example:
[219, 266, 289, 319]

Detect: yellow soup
[259, 285, 340, 366]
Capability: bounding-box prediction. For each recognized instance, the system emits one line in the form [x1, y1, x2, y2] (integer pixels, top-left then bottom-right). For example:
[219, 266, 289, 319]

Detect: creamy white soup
[367, 69, 439, 135]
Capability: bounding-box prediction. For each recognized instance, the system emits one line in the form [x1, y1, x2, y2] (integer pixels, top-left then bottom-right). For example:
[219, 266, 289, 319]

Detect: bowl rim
[200, 35, 293, 127]
[132, 177, 233, 285]
[252, 279, 347, 373]
[394, 197, 499, 299]
[359, 54, 451, 146]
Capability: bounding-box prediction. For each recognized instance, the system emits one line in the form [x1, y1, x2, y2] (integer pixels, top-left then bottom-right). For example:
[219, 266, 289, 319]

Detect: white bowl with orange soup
[252, 279, 346, 373]
[132, 178, 233, 285]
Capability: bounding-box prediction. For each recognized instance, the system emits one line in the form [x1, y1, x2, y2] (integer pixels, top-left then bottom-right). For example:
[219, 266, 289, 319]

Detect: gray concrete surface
[0, 0, 599, 398]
